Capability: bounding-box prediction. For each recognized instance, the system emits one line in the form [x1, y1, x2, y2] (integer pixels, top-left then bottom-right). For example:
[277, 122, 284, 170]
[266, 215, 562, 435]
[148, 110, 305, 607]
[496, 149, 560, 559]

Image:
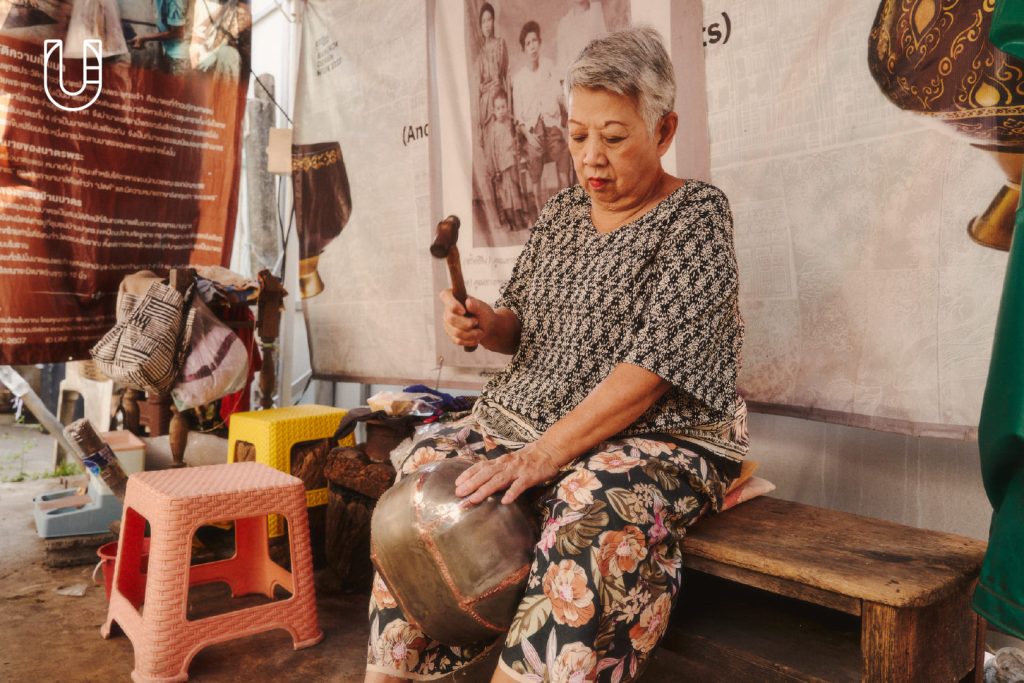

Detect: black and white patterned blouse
[475, 180, 747, 473]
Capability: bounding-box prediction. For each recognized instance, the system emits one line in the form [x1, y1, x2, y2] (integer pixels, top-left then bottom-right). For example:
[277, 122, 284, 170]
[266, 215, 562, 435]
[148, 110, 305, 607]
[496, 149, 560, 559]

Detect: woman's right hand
[440, 289, 496, 348]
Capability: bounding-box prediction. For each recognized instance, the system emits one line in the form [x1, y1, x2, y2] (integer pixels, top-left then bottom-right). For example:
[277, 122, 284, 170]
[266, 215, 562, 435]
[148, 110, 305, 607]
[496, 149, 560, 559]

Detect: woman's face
[480, 10, 494, 38]
[523, 31, 540, 63]
[568, 87, 670, 206]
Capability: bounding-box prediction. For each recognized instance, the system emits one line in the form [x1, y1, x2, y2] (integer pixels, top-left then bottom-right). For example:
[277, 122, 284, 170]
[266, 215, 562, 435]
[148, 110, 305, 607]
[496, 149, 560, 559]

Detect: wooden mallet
[430, 215, 476, 352]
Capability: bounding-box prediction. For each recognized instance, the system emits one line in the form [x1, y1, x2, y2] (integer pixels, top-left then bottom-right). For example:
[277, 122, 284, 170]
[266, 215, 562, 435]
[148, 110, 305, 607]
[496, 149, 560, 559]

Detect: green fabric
[991, 1, 1024, 61]
[974, 2, 1024, 639]
[974, 470, 1024, 639]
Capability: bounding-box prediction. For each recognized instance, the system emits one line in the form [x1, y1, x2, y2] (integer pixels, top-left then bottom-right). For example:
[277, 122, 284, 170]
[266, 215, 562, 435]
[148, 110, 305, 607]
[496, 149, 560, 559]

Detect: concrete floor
[0, 476, 377, 683]
[0, 420, 60, 482]
[0, 421, 378, 682]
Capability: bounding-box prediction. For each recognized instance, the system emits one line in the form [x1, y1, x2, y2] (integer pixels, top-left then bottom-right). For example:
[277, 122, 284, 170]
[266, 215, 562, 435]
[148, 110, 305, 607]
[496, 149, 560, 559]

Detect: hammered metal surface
[370, 458, 539, 645]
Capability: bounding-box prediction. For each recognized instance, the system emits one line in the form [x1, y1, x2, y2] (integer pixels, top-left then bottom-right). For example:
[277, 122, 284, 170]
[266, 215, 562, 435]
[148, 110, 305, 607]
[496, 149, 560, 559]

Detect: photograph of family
[463, 0, 629, 247]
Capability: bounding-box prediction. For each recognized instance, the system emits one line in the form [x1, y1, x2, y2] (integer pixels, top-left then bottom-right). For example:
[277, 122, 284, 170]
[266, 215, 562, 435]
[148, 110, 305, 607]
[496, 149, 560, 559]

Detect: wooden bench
[649, 497, 988, 682]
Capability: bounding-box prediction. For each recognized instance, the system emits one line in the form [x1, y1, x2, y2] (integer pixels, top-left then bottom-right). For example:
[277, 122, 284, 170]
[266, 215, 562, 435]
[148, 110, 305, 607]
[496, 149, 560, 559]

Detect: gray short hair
[564, 26, 675, 134]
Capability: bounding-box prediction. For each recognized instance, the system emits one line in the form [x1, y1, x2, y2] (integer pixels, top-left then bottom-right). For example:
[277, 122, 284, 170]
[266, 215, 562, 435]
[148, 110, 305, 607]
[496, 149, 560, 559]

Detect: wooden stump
[364, 420, 413, 463]
[324, 446, 395, 593]
[290, 439, 330, 490]
[325, 484, 375, 593]
[234, 438, 330, 568]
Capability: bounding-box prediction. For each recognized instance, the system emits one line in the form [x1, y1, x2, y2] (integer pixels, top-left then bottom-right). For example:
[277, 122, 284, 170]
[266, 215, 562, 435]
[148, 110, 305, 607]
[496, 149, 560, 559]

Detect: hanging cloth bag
[90, 271, 197, 395]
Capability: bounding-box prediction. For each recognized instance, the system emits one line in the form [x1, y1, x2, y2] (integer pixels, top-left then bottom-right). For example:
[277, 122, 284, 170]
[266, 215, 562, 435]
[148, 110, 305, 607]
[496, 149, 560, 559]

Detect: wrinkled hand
[440, 289, 496, 348]
[130, 36, 147, 50]
[454, 441, 565, 505]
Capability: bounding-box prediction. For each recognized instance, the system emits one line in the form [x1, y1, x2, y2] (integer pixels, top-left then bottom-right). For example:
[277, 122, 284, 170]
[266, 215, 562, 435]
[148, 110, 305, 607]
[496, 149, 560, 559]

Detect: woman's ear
[656, 112, 679, 154]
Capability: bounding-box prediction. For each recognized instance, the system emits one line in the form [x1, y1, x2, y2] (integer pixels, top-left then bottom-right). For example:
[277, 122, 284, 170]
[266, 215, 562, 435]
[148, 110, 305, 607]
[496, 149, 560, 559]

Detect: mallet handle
[446, 245, 476, 352]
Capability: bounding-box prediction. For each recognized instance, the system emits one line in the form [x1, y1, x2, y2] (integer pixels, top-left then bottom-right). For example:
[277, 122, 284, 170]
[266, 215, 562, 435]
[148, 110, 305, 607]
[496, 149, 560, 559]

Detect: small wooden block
[44, 531, 116, 568]
[324, 447, 395, 500]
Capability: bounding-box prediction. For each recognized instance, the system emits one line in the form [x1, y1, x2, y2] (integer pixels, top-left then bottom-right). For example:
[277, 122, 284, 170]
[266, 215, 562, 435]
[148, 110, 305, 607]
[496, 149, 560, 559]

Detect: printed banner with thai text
[0, 0, 249, 363]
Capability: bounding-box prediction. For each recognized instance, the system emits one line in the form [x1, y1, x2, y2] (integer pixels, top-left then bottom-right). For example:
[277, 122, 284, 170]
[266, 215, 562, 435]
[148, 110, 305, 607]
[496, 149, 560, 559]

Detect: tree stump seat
[324, 446, 396, 593]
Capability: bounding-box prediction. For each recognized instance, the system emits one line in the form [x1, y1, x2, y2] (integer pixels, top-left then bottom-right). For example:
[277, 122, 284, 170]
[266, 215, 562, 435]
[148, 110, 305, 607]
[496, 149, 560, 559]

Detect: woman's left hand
[454, 440, 566, 505]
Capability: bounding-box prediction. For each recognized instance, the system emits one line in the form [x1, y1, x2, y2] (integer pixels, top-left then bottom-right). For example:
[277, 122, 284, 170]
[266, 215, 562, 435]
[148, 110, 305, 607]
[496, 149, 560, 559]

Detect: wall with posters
[295, 0, 706, 386]
[289, 0, 1001, 542]
[297, 0, 1014, 441]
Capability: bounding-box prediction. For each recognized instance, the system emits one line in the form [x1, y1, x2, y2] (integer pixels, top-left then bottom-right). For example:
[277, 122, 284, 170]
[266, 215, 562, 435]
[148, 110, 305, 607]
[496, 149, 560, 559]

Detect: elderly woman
[365, 27, 747, 683]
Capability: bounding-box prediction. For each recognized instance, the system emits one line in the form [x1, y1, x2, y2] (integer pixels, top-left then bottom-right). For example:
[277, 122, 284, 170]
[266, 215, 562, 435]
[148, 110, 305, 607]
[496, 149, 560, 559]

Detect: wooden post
[121, 388, 142, 436]
[861, 588, 979, 682]
[138, 392, 173, 436]
[167, 268, 194, 467]
[257, 270, 285, 410]
[246, 76, 282, 274]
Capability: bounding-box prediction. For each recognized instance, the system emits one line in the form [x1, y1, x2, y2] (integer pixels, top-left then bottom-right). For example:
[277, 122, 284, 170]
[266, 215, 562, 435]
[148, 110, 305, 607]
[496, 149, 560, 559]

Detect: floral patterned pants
[366, 416, 728, 682]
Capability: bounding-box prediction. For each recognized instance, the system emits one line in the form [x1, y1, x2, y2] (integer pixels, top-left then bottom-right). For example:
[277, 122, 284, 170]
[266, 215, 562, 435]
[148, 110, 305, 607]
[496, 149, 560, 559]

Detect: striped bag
[90, 276, 197, 394]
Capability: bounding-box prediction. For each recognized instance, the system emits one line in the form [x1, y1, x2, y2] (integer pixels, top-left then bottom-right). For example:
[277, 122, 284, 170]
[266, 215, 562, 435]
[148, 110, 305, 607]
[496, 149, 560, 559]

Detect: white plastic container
[92, 430, 146, 495]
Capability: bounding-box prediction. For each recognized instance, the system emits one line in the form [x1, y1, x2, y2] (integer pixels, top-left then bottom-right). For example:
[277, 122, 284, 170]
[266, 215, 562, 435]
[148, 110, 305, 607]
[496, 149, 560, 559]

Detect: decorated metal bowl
[868, 0, 1024, 249]
[370, 457, 539, 645]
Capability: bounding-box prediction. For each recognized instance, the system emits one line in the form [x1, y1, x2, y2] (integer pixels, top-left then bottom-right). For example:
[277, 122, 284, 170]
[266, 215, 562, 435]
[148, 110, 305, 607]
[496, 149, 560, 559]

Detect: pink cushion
[722, 476, 776, 511]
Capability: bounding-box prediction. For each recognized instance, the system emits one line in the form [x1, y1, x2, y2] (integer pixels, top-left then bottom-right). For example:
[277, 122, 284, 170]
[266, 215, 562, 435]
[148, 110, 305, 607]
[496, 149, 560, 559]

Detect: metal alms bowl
[369, 457, 539, 645]
[868, 0, 1024, 250]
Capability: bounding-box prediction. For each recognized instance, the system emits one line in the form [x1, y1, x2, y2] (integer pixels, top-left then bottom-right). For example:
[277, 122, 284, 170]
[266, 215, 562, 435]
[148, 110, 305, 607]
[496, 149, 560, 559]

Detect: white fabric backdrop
[296, 0, 1000, 437]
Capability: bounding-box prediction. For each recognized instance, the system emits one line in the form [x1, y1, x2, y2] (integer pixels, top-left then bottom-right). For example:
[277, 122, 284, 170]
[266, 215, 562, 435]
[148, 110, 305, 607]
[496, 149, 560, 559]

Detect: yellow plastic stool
[227, 405, 354, 536]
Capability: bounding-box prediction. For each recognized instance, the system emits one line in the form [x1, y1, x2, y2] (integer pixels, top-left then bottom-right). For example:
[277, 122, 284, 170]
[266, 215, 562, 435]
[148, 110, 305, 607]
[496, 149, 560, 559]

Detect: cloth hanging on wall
[291, 0, 439, 384]
[0, 0, 250, 364]
[295, 0, 1014, 441]
[703, 0, 1021, 437]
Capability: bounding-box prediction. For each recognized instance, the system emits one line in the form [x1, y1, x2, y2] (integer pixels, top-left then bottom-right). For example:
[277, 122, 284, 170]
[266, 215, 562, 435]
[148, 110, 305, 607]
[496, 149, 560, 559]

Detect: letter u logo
[43, 39, 103, 112]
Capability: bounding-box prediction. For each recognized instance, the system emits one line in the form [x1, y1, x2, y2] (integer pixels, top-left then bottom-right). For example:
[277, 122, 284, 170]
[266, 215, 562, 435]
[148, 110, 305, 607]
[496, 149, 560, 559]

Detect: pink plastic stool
[102, 462, 323, 683]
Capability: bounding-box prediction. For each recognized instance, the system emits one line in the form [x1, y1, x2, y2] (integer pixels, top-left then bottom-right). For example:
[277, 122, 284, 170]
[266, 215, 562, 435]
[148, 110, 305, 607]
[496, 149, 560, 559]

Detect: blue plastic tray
[33, 482, 122, 538]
